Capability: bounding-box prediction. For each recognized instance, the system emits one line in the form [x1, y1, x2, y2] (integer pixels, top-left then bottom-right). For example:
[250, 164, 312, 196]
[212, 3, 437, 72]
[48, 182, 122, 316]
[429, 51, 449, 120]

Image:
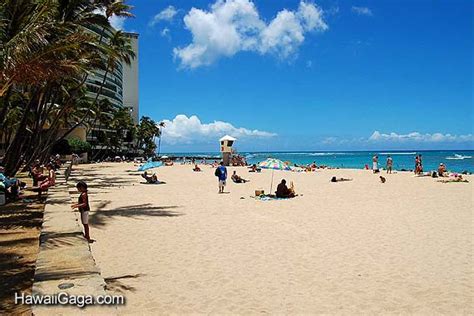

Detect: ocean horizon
[159, 150, 474, 173]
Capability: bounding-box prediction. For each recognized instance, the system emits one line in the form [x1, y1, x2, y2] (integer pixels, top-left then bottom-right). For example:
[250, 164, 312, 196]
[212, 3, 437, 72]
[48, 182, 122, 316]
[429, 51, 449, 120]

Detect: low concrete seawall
[32, 164, 115, 315]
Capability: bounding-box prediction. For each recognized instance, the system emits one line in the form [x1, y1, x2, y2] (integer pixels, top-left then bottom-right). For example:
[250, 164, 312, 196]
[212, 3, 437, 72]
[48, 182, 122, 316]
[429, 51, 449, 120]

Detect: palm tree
[156, 121, 166, 156]
[0, 0, 135, 175]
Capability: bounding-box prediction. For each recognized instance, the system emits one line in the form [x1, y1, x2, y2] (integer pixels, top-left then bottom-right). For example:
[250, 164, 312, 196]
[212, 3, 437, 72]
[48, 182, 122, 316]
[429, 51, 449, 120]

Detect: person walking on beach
[372, 155, 379, 173]
[215, 161, 227, 193]
[386, 155, 393, 174]
[71, 181, 92, 242]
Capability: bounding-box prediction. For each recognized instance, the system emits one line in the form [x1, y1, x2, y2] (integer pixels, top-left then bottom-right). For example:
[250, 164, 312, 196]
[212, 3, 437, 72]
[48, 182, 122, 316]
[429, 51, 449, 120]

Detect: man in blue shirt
[216, 161, 227, 194]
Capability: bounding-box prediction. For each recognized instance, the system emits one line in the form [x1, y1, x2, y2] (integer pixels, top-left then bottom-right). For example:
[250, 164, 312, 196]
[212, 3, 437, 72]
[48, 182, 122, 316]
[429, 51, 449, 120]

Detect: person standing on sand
[215, 161, 227, 193]
[386, 155, 393, 174]
[71, 181, 92, 242]
[414, 155, 420, 174]
[372, 155, 378, 173]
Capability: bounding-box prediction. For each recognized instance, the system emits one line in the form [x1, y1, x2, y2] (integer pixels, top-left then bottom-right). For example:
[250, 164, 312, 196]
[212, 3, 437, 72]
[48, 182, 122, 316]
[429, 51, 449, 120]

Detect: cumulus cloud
[369, 131, 474, 143]
[173, 0, 328, 69]
[351, 6, 373, 16]
[150, 5, 178, 26]
[94, 8, 126, 30]
[160, 114, 276, 144]
[110, 15, 126, 30]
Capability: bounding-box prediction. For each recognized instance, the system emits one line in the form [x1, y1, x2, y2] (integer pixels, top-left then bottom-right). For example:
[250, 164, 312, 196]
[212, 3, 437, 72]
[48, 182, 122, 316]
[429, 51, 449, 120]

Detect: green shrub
[68, 138, 91, 154]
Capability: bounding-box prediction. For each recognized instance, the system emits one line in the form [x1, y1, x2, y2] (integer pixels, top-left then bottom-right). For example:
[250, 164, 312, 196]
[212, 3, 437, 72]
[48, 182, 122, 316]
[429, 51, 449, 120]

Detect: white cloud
[173, 0, 328, 69]
[369, 131, 474, 143]
[351, 6, 373, 16]
[150, 5, 178, 26]
[160, 114, 276, 144]
[110, 15, 126, 30]
[326, 6, 340, 16]
[94, 8, 126, 30]
[161, 27, 170, 38]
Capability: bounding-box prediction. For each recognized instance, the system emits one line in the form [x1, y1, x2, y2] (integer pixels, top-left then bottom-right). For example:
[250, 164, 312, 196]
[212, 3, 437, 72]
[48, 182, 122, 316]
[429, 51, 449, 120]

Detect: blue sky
[115, 0, 472, 152]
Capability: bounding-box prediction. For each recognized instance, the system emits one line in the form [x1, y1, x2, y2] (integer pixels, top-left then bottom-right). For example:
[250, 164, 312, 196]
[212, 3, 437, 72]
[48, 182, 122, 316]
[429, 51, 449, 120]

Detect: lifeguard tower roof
[219, 135, 237, 142]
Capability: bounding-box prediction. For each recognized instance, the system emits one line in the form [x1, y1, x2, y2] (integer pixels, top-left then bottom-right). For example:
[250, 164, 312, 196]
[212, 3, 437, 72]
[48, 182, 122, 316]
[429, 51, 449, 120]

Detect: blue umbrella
[137, 158, 163, 171]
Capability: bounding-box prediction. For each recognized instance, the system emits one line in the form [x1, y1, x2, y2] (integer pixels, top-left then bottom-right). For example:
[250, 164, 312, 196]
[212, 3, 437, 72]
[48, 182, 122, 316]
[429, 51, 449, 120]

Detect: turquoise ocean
[162, 150, 474, 173]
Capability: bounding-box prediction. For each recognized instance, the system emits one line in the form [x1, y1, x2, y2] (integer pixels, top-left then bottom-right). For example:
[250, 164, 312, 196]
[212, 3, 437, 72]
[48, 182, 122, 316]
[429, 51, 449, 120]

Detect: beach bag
[214, 167, 221, 177]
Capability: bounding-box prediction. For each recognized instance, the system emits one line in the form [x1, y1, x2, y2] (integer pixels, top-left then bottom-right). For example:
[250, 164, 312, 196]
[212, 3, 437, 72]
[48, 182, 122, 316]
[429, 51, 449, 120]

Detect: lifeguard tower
[219, 135, 236, 166]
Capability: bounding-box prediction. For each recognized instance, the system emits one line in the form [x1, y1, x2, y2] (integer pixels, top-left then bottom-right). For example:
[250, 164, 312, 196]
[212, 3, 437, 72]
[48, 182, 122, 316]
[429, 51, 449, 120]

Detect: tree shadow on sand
[104, 274, 145, 293]
[89, 204, 183, 227]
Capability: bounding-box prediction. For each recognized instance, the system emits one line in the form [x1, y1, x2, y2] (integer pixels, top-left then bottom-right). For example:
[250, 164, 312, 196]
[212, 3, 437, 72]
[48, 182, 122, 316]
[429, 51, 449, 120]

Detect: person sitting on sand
[0, 166, 23, 200]
[231, 171, 249, 183]
[38, 163, 55, 192]
[438, 174, 469, 183]
[380, 176, 386, 183]
[438, 163, 447, 177]
[330, 176, 352, 182]
[31, 163, 47, 186]
[276, 179, 295, 198]
[249, 164, 261, 173]
[165, 160, 174, 166]
[193, 164, 202, 172]
[141, 171, 159, 184]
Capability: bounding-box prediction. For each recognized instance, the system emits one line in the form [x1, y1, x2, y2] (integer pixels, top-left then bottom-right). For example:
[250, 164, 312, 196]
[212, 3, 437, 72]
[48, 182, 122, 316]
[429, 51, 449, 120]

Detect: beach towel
[253, 194, 292, 201]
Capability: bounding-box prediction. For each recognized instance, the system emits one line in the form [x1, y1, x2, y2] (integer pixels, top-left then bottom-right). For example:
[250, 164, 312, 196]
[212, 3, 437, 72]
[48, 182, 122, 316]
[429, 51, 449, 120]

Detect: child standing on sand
[71, 181, 92, 242]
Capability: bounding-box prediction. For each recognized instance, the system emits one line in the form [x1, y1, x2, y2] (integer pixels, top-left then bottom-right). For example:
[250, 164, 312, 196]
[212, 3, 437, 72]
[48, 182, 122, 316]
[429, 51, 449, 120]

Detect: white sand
[69, 163, 473, 314]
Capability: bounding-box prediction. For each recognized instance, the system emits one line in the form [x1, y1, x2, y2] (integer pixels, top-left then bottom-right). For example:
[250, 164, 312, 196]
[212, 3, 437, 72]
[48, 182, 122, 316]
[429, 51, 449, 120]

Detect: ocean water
[161, 150, 474, 173]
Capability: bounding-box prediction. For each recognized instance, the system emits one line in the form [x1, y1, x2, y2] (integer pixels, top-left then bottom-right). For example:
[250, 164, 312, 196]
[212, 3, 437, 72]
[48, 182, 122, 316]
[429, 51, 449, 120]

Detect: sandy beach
[69, 162, 473, 314]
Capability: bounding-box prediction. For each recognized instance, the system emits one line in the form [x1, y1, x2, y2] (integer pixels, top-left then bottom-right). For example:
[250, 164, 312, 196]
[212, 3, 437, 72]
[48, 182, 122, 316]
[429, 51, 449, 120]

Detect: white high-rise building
[123, 32, 139, 124]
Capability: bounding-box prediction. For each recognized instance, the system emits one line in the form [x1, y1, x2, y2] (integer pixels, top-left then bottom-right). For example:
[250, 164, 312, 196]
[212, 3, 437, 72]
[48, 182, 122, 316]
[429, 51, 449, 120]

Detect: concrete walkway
[32, 165, 115, 315]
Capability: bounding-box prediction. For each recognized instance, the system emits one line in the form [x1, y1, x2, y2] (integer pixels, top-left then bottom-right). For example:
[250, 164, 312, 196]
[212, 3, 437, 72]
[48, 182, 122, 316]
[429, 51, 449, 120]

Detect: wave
[379, 152, 417, 155]
[446, 154, 472, 160]
[309, 153, 339, 156]
[248, 152, 353, 156]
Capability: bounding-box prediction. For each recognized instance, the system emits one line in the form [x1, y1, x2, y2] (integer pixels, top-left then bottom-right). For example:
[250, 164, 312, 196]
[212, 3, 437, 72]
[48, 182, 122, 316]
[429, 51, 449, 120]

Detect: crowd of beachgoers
[2, 151, 470, 207]
[0, 154, 63, 205]
[138, 153, 469, 203]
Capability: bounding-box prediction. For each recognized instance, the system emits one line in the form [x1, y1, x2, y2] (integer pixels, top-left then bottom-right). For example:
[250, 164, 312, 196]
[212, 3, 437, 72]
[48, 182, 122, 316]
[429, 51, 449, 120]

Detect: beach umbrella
[161, 155, 169, 159]
[259, 158, 292, 171]
[137, 158, 163, 172]
[258, 158, 291, 194]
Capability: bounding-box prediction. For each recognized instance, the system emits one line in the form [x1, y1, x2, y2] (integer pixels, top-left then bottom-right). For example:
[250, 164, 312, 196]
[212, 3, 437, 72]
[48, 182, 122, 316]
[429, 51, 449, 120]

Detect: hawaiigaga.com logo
[15, 292, 125, 308]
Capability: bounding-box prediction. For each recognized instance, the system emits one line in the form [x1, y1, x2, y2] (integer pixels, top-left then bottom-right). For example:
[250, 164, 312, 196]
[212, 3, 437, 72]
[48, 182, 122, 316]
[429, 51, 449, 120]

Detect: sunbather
[438, 163, 447, 177]
[0, 166, 23, 200]
[141, 171, 159, 184]
[38, 163, 56, 191]
[438, 175, 469, 183]
[31, 163, 47, 186]
[193, 164, 202, 172]
[275, 179, 295, 198]
[249, 164, 261, 173]
[330, 176, 352, 182]
[231, 171, 249, 183]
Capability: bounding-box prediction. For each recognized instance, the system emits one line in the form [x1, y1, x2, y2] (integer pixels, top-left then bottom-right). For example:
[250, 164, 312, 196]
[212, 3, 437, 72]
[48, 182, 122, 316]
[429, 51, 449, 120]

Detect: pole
[270, 169, 274, 195]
